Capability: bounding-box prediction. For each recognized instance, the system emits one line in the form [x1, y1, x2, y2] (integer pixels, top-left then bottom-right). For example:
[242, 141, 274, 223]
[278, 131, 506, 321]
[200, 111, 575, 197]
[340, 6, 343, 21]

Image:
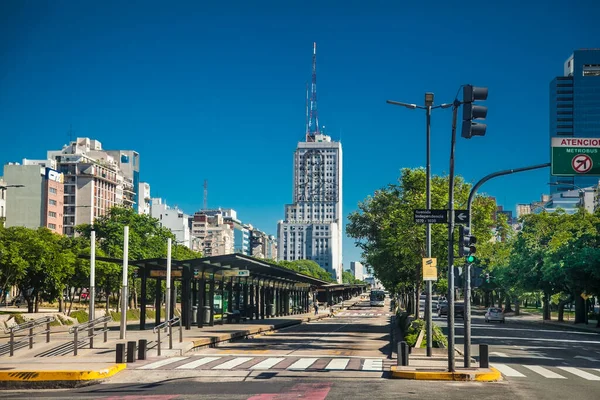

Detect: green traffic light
[466, 255, 476, 263]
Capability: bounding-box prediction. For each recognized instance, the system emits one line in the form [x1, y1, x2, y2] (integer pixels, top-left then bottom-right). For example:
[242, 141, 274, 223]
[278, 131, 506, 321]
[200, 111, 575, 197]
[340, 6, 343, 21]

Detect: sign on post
[454, 210, 469, 225]
[551, 137, 600, 176]
[414, 209, 448, 224]
[422, 258, 438, 281]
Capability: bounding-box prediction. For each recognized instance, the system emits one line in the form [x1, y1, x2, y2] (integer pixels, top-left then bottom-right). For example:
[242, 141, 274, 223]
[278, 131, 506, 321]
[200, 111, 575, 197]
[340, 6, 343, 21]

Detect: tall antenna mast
[203, 179, 208, 210]
[305, 82, 309, 138]
[307, 42, 319, 142]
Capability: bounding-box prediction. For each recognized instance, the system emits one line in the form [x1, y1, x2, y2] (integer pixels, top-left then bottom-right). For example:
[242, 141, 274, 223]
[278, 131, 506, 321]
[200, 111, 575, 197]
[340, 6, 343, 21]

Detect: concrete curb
[389, 366, 502, 382]
[0, 364, 126, 389]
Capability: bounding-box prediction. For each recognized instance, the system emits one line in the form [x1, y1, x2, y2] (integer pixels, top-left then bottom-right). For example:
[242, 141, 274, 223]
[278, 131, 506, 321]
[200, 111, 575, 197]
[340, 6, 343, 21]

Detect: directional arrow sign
[454, 210, 469, 225]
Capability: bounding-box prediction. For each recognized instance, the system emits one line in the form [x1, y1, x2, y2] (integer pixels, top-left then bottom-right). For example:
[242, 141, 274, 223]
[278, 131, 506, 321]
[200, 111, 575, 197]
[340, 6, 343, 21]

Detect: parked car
[485, 307, 505, 323]
[437, 301, 464, 318]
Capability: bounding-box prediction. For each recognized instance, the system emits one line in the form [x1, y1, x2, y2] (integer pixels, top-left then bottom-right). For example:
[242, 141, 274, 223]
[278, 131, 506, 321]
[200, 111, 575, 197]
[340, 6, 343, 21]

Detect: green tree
[346, 168, 496, 318]
[275, 259, 336, 282]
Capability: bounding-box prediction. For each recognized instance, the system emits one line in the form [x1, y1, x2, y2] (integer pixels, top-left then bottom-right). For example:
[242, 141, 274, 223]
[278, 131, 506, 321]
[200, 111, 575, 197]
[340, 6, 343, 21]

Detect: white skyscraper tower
[277, 43, 343, 283]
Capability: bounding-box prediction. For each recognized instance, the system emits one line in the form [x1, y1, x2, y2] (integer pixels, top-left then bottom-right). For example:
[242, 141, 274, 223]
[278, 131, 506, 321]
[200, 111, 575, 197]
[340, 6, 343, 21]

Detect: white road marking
[287, 358, 318, 370]
[362, 359, 383, 371]
[138, 357, 188, 370]
[325, 358, 350, 370]
[490, 352, 509, 357]
[249, 357, 286, 370]
[470, 324, 600, 335]
[558, 367, 600, 381]
[522, 365, 566, 379]
[492, 363, 526, 377]
[212, 357, 253, 370]
[469, 336, 600, 345]
[176, 356, 221, 369]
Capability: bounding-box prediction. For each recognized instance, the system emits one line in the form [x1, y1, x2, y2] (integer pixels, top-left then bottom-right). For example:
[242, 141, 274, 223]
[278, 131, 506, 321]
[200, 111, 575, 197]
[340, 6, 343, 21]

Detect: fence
[68, 315, 112, 356]
[152, 317, 182, 356]
[2, 315, 55, 357]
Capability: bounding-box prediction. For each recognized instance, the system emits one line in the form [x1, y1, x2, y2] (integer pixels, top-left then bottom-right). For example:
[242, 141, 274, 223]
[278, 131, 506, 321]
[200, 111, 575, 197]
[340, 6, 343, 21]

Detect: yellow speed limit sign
[422, 258, 438, 281]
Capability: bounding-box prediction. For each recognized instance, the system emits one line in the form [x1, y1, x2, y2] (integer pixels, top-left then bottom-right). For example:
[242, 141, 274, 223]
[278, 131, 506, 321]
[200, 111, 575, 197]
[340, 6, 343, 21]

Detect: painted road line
[492, 364, 526, 377]
[490, 352, 509, 357]
[522, 365, 566, 379]
[325, 358, 350, 370]
[557, 367, 600, 381]
[176, 357, 221, 369]
[362, 359, 383, 371]
[139, 357, 188, 370]
[470, 325, 600, 335]
[250, 358, 286, 370]
[469, 336, 600, 345]
[213, 357, 254, 370]
[287, 358, 318, 370]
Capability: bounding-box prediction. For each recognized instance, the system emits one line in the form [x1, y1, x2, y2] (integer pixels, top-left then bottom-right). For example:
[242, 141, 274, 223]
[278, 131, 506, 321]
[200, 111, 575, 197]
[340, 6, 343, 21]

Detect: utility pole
[424, 92, 433, 358]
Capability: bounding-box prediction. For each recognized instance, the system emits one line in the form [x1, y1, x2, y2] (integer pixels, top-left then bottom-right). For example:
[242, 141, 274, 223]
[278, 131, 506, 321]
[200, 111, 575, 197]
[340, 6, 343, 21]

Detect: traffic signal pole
[463, 162, 550, 367]
[446, 100, 460, 372]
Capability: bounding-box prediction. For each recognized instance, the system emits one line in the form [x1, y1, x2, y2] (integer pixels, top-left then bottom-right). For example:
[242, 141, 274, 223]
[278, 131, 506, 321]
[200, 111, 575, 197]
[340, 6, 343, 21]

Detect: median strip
[0, 364, 126, 388]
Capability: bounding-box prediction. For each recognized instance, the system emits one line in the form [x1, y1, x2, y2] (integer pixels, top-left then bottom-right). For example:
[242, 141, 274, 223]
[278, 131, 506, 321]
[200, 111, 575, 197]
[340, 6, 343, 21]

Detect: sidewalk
[0, 299, 356, 389]
[389, 308, 500, 382]
[505, 310, 600, 333]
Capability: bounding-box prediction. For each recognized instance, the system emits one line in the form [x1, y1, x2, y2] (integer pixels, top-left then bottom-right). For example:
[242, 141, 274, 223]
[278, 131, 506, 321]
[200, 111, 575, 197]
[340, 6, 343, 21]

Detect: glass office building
[550, 49, 600, 193]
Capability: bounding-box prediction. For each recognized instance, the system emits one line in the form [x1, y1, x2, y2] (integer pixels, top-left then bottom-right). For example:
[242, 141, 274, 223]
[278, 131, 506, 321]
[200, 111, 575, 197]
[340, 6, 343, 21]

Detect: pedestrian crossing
[336, 312, 391, 317]
[493, 363, 600, 381]
[135, 355, 387, 373]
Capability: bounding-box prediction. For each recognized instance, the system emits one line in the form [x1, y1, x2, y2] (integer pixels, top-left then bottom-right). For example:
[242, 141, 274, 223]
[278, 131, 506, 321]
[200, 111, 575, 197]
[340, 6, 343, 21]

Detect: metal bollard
[169, 324, 173, 349]
[479, 344, 489, 368]
[29, 327, 34, 349]
[157, 328, 162, 356]
[47, 321, 51, 343]
[138, 339, 147, 360]
[127, 341, 136, 363]
[400, 341, 409, 366]
[116, 343, 125, 363]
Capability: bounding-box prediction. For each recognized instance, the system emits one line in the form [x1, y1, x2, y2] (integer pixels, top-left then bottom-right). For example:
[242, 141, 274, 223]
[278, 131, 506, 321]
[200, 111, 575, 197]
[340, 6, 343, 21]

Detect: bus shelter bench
[226, 310, 248, 323]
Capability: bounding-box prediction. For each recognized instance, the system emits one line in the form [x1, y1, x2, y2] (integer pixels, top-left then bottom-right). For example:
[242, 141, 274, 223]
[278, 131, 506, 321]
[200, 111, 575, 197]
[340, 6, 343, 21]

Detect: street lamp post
[387, 95, 451, 358]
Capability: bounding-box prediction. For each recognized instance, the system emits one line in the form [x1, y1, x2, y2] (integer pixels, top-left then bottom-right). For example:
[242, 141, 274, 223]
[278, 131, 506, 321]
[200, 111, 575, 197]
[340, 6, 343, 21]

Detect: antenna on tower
[305, 82, 309, 139]
[203, 179, 208, 210]
[307, 42, 319, 142]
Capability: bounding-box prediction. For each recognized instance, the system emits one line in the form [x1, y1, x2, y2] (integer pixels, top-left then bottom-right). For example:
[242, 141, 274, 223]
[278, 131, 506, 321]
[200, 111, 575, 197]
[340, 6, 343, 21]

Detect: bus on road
[370, 290, 386, 307]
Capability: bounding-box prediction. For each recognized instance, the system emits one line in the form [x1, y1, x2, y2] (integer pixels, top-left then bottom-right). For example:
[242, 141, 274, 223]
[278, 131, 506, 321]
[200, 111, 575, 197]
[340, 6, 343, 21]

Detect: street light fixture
[387, 93, 452, 358]
[0, 184, 25, 190]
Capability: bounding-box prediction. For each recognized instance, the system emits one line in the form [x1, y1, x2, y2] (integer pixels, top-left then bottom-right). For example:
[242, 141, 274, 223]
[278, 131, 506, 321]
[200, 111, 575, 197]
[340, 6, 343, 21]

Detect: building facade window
[48, 223, 56, 229]
[49, 211, 57, 218]
[49, 199, 57, 206]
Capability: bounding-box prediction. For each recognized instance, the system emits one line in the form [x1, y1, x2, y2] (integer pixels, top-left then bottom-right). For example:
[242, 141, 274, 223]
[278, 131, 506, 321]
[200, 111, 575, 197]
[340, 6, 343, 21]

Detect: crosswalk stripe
[287, 358, 318, 370]
[522, 365, 566, 379]
[176, 356, 221, 369]
[250, 357, 286, 370]
[362, 359, 383, 371]
[558, 367, 600, 381]
[492, 363, 526, 377]
[325, 358, 350, 370]
[139, 357, 188, 370]
[212, 357, 253, 370]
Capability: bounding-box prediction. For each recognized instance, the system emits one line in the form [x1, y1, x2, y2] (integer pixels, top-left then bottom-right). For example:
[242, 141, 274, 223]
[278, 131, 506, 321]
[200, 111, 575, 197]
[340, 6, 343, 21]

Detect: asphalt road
[434, 306, 600, 400]
[3, 299, 599, 400]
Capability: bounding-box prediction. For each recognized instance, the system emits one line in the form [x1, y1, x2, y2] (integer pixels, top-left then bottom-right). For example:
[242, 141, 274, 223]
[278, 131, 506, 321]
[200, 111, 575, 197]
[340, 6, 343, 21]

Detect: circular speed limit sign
[572, 154, 593, 174]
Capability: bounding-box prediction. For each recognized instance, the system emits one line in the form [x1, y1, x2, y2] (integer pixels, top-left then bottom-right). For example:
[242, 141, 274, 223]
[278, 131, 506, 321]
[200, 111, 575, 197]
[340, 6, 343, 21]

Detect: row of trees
[1, 207, 345, 313]
[347, 168, 600, 324]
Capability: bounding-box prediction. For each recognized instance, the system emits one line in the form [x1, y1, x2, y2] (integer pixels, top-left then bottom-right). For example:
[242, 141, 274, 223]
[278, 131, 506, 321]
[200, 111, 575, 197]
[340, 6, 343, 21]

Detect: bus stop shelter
[128, 254, 333, 330]
[315, 283, 369, 306]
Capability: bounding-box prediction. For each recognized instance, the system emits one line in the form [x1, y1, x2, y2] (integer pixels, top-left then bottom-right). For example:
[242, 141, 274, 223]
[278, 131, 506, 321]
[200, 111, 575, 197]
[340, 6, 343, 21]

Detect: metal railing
[69, 315, 112, 356]
[152, 317, 182, 356]
[2, 316, 55, 357]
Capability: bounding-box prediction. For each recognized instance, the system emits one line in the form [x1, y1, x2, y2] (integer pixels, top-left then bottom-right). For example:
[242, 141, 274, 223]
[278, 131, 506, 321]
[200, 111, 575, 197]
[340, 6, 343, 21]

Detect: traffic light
[458, 225, 477, 258]
[462, 85, 488, 139]
[485, 273, 490, 283]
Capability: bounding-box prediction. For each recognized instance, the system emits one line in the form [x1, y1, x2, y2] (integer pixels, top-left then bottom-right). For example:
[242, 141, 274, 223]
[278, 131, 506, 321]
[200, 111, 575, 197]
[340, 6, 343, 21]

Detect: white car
[485, 307, 505, 323]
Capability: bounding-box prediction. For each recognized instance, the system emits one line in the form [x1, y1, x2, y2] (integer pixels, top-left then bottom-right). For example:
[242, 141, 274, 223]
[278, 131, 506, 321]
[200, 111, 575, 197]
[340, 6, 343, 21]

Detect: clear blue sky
[1, 0, 598, 266]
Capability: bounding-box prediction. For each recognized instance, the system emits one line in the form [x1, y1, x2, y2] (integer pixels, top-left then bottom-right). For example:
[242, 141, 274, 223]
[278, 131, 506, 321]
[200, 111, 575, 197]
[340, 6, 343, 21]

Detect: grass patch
[403, 319, 447, 348]
[57, 314, 74, 325]
[70, 310, 89, 323]
[12, 313, 26, 324]
[109, 309, 142, 321]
